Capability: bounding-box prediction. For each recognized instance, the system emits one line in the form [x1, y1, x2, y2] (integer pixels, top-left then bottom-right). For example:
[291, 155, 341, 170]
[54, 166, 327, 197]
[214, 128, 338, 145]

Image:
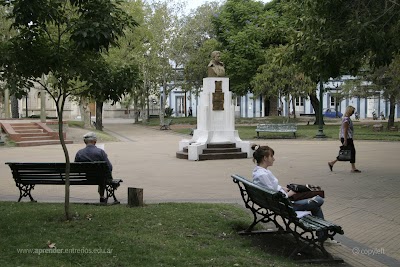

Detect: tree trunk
[57, 93, 70, 221]
[160, 80, 166, 125]
[10, 95, 19, 118]
[388, 94, 396, 129]
[291, 97, 296, 119]
[96, 100, 103, 131]
[309, 90, 320, 125]
[133, 96, 140, 124]
[79, 97, 91, 128]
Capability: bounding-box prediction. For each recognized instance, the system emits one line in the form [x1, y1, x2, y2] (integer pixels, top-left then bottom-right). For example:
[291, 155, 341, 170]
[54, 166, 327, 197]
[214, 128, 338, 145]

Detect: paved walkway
[0, 120, 399, 267]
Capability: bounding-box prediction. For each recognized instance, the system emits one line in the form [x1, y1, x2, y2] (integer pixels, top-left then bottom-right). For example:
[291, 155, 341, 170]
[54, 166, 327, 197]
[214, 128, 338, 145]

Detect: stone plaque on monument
[212, 81, 224, 111]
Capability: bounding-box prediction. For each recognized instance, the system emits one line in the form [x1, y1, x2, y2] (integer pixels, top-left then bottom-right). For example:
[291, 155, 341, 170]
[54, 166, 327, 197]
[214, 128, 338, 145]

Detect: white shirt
[252, 166, 288, 198]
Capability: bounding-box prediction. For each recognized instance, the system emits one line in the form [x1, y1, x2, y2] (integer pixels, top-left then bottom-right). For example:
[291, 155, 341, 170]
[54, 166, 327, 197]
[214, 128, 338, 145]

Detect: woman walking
[328, 105, 361, 173]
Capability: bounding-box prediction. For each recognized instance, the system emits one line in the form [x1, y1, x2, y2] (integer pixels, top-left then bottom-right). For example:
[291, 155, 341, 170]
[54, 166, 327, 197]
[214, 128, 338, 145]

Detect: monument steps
[176, 143, 247, 161]
[176, 151, 188, 159]
[198, 152, 247, 161]
[202, 147, 242, 154]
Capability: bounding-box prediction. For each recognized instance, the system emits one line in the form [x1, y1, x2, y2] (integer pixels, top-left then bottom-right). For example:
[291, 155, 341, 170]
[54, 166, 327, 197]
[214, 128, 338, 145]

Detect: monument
[178, 51, 251, 161]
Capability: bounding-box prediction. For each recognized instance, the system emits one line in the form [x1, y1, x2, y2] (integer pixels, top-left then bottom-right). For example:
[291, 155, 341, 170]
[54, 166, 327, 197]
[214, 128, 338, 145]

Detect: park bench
[373, 124, 384, 132]
[300, 113, 316, 125]
[160, 119, 172, 130]
[5, 161, 123, 204]
[231, 174, 344, 262]
[255, 123, 297, 138]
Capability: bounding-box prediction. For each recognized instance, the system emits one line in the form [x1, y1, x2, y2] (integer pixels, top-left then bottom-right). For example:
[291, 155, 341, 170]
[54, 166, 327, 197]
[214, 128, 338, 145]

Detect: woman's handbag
[337, 145, 352, 161]
[287, 183, 325, 201]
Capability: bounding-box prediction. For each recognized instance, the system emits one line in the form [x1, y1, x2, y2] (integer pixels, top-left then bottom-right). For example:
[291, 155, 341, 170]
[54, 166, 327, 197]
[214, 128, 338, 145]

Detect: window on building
[330, 96, 335, 107]
[236, 96, 240, 106]
[295, 97, 304, 107]
[37, 92, 41, 109]
[176, 96, 184, 115]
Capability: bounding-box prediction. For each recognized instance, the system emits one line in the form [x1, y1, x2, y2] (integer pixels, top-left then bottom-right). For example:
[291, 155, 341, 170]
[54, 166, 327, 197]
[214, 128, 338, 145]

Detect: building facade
[2, 76, 399, 120]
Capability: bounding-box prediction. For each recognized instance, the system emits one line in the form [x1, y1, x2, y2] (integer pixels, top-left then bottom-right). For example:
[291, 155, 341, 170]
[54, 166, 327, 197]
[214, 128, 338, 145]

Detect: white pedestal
[179, 77, 251, 160]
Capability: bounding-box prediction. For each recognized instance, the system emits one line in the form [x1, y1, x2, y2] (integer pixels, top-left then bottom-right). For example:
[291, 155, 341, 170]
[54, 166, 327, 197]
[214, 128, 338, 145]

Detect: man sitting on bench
[75, 132, 113, 203]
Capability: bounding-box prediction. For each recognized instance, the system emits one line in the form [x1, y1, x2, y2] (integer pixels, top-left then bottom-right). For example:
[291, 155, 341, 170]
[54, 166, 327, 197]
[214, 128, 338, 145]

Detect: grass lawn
[0, 202, 309, 267]
[152, 116, 400, 141]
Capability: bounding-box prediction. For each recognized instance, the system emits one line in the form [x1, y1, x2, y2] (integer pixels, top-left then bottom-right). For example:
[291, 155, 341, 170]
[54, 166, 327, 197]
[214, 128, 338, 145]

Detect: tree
[252, 45, 315, 119]
[184, 39, 221, 94]
[383, 56, 400, 128]
[286, 0, 400, 127]
[105, 0, 149, 123]
[348, 55, 400, 128]
[77, 52, 140, 131]
[213, 0, 267, 95]
[181, 2, 221, 93]
[143, 1, 184, 122]
[0, 4, 29, 118]
[1, 0, 136, 219]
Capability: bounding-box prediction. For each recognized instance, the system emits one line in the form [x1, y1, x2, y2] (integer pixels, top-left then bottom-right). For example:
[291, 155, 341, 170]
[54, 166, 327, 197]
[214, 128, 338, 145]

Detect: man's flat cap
[83, 132, 97, 140]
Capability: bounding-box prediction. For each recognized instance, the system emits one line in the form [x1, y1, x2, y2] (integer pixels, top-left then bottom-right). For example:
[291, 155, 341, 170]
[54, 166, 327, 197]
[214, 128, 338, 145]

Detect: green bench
[231, 174, 344, 262]
[6, 162, 123, 204]
[255, 123, 297, 138]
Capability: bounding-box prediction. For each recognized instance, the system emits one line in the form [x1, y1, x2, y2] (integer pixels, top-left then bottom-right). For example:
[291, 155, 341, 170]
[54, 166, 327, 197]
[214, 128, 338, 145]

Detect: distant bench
[300, 114, 316, 125]
[160, 119, 172, 130]
[256, 123, 297, 138]
[5, 162, 122, 204]
[231, 174, 344, 262]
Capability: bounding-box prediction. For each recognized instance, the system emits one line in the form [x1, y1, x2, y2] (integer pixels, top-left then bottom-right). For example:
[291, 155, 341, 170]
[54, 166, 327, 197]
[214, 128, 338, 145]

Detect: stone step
[181, 146, 241, 154]
[206, 143, 236, 149]
[202, 147, 242, 154]
[14, 129, 44, 134]
[15, 140, 73, 147]
[10, 124, 41, 129]
[9, 123, 41, 126]
[198, 152, 247, 161]
[1, 122, 72, 147]
[177, 143, 247, 161]
[17, 133, 51, 138]
[176, 151, 188, 159]
[19, 136, 59, 141]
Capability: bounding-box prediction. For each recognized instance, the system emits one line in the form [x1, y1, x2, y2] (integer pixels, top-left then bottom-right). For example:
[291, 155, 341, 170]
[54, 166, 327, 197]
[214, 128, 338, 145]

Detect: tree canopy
[0, 0, 138, 219]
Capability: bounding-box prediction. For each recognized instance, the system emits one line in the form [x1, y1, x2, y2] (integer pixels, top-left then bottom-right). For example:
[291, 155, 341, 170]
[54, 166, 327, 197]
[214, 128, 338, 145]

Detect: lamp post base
[315, 130, 327, 138]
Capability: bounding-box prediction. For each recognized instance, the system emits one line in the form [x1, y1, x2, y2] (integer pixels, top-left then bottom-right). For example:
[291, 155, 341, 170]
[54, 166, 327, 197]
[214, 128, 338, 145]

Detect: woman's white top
[252, 166, 288, 198]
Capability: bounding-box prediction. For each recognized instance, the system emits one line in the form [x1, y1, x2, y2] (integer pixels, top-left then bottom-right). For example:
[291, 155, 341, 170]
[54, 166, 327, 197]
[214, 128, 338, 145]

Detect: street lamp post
[315, 81, 326, 138]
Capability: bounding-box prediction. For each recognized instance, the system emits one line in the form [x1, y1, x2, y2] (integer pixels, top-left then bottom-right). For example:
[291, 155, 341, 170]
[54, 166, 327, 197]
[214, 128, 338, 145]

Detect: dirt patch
[65, 126, 120, 144]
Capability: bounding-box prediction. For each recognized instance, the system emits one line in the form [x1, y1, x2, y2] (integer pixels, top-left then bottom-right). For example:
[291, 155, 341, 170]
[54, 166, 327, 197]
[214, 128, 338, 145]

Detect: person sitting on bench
[75, 132, 113, 203]
[251, 144, 336, 243]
